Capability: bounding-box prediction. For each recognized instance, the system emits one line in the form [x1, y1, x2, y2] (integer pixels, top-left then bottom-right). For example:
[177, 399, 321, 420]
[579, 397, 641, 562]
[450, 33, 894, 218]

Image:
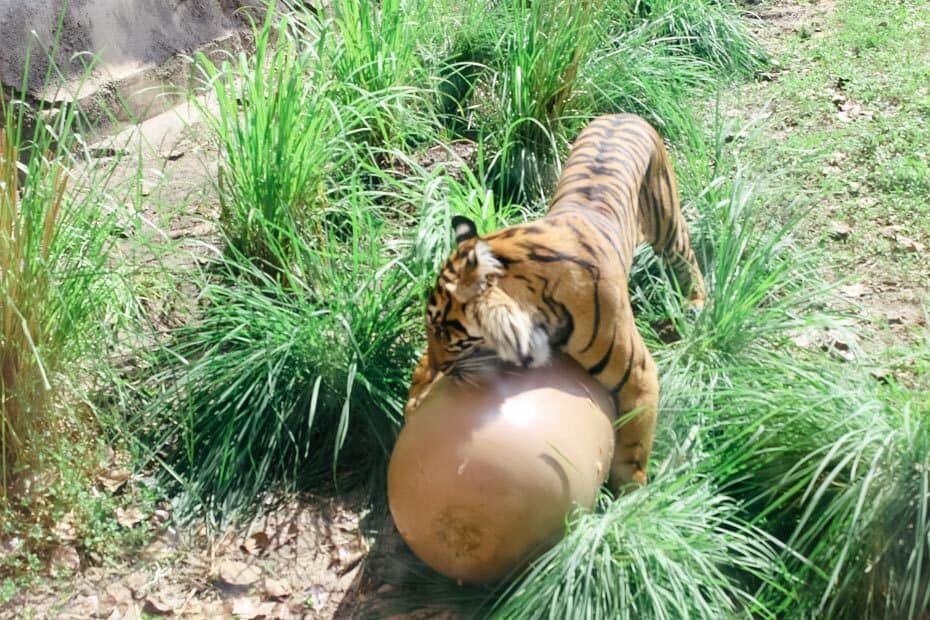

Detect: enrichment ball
[387, 353, 615, 584]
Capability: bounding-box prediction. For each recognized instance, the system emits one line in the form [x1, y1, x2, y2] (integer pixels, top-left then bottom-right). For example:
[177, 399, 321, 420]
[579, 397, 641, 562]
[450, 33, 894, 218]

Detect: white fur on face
[470, 288, 551, 367]
[445, 241, 502, 303]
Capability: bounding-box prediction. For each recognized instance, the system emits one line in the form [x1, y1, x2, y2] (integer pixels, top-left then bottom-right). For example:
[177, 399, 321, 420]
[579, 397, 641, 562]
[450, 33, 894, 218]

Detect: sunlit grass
[141, 181, 421, 519]
[0, 57, 144, 573]
[492, 475, 783, 620]
[629, 0, 768, 75]
[192, 11, 362, 269]
[0, 100, 122, 486]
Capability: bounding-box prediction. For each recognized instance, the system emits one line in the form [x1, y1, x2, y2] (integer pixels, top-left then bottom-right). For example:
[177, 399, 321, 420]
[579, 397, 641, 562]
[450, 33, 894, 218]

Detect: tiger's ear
[451, 215, 478, 245]
[445, 240, 502, 303]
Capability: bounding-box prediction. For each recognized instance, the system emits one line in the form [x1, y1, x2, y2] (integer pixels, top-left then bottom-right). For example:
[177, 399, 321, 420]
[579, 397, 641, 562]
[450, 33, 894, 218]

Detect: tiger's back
[407, 114, 705, 490]
[548, 113, 704, 304]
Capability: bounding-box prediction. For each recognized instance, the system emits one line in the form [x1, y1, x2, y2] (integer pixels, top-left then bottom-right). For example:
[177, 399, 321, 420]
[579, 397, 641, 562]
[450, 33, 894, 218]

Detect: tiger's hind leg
[608, 341, 660, 492]
[638, 131, 707, 309]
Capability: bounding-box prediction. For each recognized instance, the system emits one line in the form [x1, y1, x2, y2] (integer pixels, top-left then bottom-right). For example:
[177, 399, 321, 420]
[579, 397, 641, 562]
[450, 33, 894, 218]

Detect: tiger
[405, 113, 706, 491]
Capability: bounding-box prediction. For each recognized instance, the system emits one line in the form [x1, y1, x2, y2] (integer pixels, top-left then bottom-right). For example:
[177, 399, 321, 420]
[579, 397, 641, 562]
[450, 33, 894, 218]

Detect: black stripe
[649, 168, 662, 245]
[610, 333, 637, 395]
[492, 228, 520, 239]
[587, 337, 613, 376]
[445, 319, 468, 334]
[580, 279, 602, 353]
[495, 253, 517, 267]
[557, 171, 594, 185]
[524, 247, 599, 275]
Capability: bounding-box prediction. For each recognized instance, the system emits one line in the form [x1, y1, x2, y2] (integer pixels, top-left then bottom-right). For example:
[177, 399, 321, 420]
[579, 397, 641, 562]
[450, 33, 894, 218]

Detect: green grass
[6, 0, 929, 617]
[627, 0, 768, 75]
[693, 360, 930, 618]
[192, 11, 360, 269]
[725, 0, 930, 299]
[492, 475, 783, 619]
[0, 52, 149, 575]
[139, 190, 422, 518]
[485, 0, 598, 192]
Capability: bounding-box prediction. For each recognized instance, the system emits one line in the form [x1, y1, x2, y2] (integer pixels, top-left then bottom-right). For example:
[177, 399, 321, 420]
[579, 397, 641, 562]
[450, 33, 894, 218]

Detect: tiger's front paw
[405, 378, 435, 418]
[404, 396, 422, 418]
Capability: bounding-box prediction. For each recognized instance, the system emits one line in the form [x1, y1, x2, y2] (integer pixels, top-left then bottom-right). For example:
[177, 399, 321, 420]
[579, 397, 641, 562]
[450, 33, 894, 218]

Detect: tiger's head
[405, 216, 551, 415]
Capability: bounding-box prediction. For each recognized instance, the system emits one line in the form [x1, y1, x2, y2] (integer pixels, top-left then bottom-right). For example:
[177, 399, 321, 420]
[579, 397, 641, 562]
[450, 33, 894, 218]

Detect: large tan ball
[387, 353, 615, 584]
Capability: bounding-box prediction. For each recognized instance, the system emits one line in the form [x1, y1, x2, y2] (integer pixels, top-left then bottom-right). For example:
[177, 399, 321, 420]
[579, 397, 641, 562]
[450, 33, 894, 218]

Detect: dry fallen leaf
[895, 235, 925, 253]
[334, 509, 360, 533]
[836, 98, 872, 122]
[149, 508, 171, 527]
[125, 571, 150, 600]
[116, 506, 146, 528]
[828, 222, 853, 241]
[230, 596, 276, 619]
[838, 283, 867, 298]
[828, 151, 848, 166]
[823, 336, 857, 362]
[143, 594, 175, 615]
[216, 559, 262, 588]
[54, 512, 79, 542]
[104, 581, 134, 608]
[98, 468, 132, 493]
[792, 329, 819, 349]
[198, 601, 229, 617]
[881, 224, 903, 238]
[263, 576, 291, 600]
[140, 538, 175, 562]
[68, 594, 100, 617]
[241, 531, 272, 556]
[48, 545, 80, 577]
[885, 313, 905, 325]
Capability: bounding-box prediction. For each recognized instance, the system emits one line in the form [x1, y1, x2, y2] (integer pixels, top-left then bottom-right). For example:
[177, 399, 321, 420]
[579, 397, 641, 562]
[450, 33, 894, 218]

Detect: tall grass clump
[419, 1, 502, 132]
[293, 0, 439, 149]
[484, 0, 599, 199]
[0, 65, 135, 567]
[581, 23, 714, 142]
[491, 475, 782, 619]
[623, 0, 768, 74]
[386, 151, 534, 277]
[143, 190, 421, 518]
[0, 99, 121, 481]
[626, 158, 930, 616]
[695, 363, 930, 619]
[193, 11, 361, 269]
[326, 0, 423, 93]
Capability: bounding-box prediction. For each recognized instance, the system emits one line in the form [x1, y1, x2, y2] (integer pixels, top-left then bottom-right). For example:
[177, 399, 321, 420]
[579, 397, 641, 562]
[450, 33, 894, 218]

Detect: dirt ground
[5, 1, 928, 617]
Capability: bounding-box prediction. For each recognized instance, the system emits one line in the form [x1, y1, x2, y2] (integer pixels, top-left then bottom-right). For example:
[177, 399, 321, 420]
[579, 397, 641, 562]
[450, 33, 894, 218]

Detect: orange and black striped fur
[405, 114, 706, 490]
